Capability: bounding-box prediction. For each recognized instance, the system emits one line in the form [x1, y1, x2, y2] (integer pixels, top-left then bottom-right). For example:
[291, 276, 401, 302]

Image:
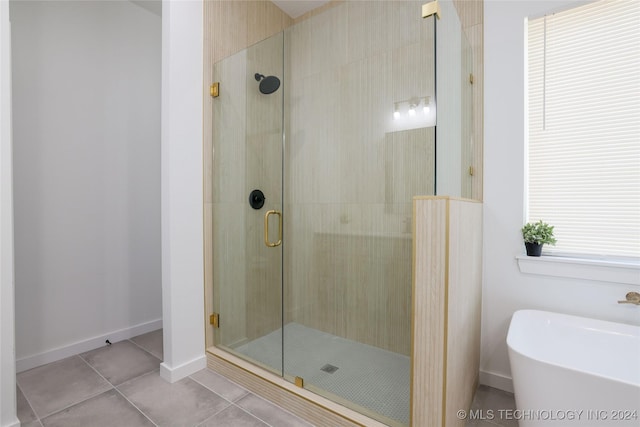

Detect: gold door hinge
[469, 166, 474, 176]
[210, 313, 219, 328]
[469, 73, 474, 85]
[210, 82, 219, 98]
[295, 376, 304, 388]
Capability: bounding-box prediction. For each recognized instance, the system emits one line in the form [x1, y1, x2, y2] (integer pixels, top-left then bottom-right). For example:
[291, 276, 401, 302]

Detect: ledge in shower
[314, 230, 412, 239]
[205, 347, 389, 427]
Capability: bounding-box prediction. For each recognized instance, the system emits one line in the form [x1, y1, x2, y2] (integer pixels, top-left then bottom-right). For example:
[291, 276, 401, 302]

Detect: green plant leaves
[521, 220, 557, 245]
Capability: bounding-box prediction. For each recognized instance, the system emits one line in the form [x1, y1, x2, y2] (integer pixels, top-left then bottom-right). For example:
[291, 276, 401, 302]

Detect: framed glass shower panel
[211, 33, 285, 377]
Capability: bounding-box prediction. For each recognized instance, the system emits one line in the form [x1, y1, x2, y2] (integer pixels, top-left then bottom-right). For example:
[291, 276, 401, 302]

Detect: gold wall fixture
[618, 291, 640, 305]
[210, 313, 219, 328]
[422, 1, 441, 19]
[210, 82, 219, 98]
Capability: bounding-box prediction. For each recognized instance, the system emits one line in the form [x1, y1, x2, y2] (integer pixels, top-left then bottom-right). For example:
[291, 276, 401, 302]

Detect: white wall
[483, 0, 640, 392]
[11, 0, 162, 371]
[0, 0, 18, 424]
[159, 0, 206, 382]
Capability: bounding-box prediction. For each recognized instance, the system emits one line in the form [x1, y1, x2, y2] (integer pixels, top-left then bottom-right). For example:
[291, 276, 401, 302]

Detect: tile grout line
[18, 331, 161, 414]
[127, 337, 163, 361]
[16, 382, 43, 424]
[196, 402, 272, 427]
[77, 353, 159, 427]
[180, 375, 242, 425]
[22, 336, 310, 427]
[32, 355, 114, 421]
[233, 403, 287, 427]
[187, 373, 250, 405]
[37, 386, 113, 420]
[112, 386, 160, 427]
[187, 372, 290, 426]
[79, 344, 162, 389]
[237, 392, 314, 427]
[192, 401, 234, 427]
[187, 374, 309, 427]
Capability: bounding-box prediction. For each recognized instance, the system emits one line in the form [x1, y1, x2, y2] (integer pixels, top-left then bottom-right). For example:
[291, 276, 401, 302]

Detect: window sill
[516, 255, 640, 286]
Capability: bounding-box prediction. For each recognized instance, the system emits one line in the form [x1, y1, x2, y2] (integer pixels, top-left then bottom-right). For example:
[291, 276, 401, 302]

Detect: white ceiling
[271, 0, 331, 19]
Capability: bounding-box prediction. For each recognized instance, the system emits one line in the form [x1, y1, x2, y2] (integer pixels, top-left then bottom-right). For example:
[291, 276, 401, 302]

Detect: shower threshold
[232, 323, 410, 426]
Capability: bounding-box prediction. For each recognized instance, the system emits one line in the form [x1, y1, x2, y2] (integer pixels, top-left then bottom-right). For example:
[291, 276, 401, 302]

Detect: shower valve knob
[249, 189, 265, 210]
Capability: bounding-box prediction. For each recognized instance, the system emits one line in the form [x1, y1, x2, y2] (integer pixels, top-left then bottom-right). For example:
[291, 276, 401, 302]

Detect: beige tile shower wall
[206, 0, 292, 67]
[412, 196, 482, 427]
[386, 129, 437, 208]
[307, 230, 413, 355]
[204, 1, 293, 348]
[445, 197, 482, 427]
[285, 1, 435, 356]
[293, 0, 342, 24]
[286, 129, 434, 355]
[412, 197, 448, 427]
[453, 0, 484, 201]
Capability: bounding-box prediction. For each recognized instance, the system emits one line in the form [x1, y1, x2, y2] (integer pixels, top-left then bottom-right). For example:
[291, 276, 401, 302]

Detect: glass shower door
[212, 33, 285, 376]
[211, 2, 438, 425]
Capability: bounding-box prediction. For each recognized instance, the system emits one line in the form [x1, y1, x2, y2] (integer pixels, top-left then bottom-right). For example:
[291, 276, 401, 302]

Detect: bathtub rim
[507, 309, 640, 388]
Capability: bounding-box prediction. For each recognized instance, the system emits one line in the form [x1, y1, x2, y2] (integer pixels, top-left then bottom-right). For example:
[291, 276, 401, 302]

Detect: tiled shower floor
[234, 323, 411, 426]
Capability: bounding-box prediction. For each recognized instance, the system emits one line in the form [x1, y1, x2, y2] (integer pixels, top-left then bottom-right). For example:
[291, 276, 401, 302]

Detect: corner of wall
[479, 370, 514, 393]
[159, 355, 207, 383]
[161, 0, 205, 382]
[16, 319, 162, 373]
[0, 0, 18, 423]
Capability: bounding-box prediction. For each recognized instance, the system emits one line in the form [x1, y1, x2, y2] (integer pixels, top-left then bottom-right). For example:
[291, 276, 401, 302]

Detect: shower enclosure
[209, 1, 473, 426]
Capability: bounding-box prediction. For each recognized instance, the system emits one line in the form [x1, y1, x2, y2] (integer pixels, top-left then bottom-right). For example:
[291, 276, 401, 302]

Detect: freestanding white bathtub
[507, 310, 640, 427]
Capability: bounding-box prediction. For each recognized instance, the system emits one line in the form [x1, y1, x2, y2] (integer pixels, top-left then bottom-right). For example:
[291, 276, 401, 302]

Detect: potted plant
[521, 220, 557, 256]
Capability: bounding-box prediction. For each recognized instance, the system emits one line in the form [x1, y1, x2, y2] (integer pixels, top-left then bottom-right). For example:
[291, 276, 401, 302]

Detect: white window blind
[527, 0, 640, 258]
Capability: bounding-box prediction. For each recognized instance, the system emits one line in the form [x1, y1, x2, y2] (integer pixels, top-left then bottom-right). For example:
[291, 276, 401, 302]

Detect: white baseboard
[1, 417, 20, 427]
[160, 354, 207, 383]
[16, 318, 163, 373]
[479, 369, 514, 393]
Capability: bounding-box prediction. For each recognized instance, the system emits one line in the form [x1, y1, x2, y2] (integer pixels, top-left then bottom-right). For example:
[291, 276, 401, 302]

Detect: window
[526, 0, 640, 259]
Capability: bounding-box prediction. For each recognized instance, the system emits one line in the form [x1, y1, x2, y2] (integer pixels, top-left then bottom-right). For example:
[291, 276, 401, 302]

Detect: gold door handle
[264, 210, 282, 247]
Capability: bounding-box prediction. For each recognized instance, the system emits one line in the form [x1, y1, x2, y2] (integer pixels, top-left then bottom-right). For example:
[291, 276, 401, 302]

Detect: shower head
[254, 73, 281, 95]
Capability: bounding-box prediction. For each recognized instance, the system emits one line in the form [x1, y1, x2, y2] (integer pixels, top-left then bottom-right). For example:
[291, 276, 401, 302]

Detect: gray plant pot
[525, 242, 543, 256]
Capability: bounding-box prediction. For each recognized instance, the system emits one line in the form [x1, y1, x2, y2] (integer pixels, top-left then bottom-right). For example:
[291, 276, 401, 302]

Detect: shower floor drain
[320, 364, 339, 374]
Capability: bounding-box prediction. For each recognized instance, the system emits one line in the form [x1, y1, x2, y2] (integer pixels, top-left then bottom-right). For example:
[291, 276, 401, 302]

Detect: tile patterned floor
[16, 328, 516, 427]
[466, 385, 519, 427]
[16, 330, 312, 427]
